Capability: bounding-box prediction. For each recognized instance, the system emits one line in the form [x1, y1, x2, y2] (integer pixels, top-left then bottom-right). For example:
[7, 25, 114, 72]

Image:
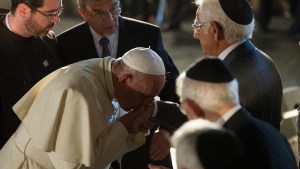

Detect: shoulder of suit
[57, 21, 87, 37]
[0, 8, 9, 15]
[120, 16, 159, 29]
[0, 8, 9, 20]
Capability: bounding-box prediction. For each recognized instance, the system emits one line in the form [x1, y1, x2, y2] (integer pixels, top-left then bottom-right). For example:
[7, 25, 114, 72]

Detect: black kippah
[219, 0, 253, 25]
[186, 57, 234, 83]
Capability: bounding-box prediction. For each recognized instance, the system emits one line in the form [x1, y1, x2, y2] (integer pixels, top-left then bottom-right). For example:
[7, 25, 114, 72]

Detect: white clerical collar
[218, 40, 246, 60]
[216, 104, 241, 125]
[5, 12, 12, 31]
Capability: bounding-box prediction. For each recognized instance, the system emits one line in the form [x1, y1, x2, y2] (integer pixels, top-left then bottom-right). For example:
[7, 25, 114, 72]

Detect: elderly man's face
[78, 0, 120, 36]
[118, 74, 165, 111]
[193, 8, 218, 56]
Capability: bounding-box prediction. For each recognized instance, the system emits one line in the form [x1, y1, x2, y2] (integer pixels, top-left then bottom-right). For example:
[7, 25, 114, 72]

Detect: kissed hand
[118, 102, 155, 133]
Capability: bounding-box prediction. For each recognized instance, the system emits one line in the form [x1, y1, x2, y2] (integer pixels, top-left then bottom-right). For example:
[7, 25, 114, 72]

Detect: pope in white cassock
[0, 47, 166, 169]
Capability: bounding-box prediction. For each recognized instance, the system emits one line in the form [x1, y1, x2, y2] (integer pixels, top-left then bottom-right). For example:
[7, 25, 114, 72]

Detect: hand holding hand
[118, 102, 155, 133]
[132, 101, 155, 132]
[150, 129, 171, 160]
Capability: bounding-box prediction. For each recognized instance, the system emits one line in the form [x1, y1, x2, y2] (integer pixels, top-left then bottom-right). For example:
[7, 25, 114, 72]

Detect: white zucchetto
[121, 47, 165, 75]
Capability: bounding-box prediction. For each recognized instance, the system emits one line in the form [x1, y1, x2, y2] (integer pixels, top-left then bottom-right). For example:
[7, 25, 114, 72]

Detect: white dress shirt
[90, 26, 119, 58]
[218, 40, 246, 60]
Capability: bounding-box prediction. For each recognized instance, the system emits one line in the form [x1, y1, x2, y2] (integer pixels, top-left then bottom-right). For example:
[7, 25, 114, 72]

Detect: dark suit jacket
[0, 13, 61, 148]
[57, 16, 179, 103]
[224, 108, 297, 169]
[223, 40, 282, 130]
[57, 16, 179, 169]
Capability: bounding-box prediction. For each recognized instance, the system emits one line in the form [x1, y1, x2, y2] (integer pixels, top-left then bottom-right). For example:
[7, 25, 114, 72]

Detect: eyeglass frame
[35, 8, 64, 21]
[192, 21, 208, 30]
[84, 5, 121, 19]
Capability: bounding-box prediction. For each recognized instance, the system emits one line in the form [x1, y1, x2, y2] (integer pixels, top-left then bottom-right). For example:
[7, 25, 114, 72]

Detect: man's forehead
[86, 0, 118, 11]
[148, 75, 165, 95]
[87, 0, 119, 6]
[42, 0, 62, 11]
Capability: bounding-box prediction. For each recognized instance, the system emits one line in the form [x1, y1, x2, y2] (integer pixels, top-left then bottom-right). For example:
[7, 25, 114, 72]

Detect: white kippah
[122, 47, 165, 75]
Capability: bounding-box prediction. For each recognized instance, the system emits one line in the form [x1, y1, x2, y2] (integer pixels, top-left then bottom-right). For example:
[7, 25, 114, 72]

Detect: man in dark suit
[0, 0, 62, 149]
[175, 57, 297, 169]
[57, 0, 179, 168]
[57, 0, 178, 104]
[193, 0, 282, 130]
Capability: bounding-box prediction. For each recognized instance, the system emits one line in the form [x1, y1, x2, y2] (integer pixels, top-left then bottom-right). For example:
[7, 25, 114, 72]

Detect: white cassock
[0, 57, 144, 169]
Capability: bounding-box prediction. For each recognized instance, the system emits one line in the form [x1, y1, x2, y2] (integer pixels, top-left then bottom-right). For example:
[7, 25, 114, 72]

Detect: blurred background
[2, 0, 299, 86]
[1, 0, 300, 159]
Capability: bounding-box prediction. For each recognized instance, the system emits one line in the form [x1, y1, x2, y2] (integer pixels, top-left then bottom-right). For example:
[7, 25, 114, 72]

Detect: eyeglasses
[192, 21, 208, 30]
[35, 8, 64, 21]
[86, 6, 121, 19]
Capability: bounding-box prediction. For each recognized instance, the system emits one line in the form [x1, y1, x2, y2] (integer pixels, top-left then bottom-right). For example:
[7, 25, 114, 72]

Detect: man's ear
[18, 3, 31, 18]
[119, 74, 132, 85]
[210, 21, 225, 41]
[184, 98, 205, 119]
[78, 6, 88, 20]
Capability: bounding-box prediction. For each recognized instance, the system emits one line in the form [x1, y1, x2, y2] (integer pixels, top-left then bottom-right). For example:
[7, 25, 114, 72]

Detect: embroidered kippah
[219, 0, 253, 25]
[186, 57, 234, 83]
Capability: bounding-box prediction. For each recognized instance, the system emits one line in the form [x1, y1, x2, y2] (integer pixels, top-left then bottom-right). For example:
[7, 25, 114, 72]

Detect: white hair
[176, 72, 240, 114]
[194, 0, 255, 42]
[171, 119, 221, 169]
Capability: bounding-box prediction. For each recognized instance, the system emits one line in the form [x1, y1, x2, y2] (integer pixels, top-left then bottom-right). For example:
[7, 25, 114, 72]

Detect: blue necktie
[99, 37, 110, 57]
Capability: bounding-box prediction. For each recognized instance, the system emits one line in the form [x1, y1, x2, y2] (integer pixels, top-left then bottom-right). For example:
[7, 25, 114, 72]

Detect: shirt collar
[216, 104, 241, 125]
[218, 40, 246, 60]
[89, 26, 116, 43]
[89, 25, 119, 58]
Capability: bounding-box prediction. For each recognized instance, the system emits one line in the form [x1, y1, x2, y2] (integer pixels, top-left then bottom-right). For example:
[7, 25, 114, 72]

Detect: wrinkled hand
[148, 163, 170, 169]
[132, 102, 155, 132]
[150, 129, 171, 160]
[118, 102, 155, 133]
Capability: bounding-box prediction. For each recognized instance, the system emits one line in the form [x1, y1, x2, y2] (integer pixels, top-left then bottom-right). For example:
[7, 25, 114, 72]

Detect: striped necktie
[99, 37, 110, 57]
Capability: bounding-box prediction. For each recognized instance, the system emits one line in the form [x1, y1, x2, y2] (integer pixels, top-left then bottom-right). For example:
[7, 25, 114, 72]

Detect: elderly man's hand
[150, 129, 171, 160]
[118, 102, 155, 133]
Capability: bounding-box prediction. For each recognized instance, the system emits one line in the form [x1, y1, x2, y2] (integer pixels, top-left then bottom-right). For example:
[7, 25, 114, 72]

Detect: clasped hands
[118, 101, 155, 134]
[118, 100, 172, 161]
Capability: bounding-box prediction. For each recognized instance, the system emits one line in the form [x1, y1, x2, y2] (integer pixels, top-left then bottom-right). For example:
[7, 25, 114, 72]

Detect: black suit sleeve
[155, 100, 188, 132]
[152, 28, 180, 103]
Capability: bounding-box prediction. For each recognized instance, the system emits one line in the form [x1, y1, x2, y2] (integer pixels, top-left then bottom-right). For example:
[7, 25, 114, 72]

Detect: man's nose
[51, 15, 60, 24]
[103, 11, 114, 21]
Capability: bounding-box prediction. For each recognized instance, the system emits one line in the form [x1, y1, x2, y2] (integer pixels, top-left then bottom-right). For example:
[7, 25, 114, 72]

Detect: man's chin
[103, 28, 116, 36]
[33, 28, 52, 37]
[34, 32, 48, 37]
[41, 26, 54, 35]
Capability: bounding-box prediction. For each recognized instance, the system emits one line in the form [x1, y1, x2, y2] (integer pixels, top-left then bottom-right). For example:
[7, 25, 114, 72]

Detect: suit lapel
[81, 22, 99, 58]
[117, 17, 135, 58]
